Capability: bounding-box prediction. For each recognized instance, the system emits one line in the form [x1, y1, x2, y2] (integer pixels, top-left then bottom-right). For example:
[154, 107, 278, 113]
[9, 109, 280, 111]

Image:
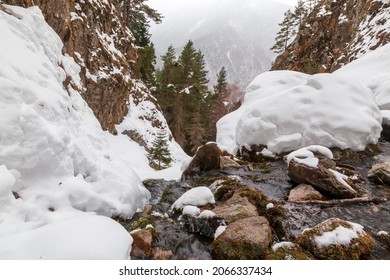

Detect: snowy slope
[216, 44, 389, 154]
[148, 0, 289, 87]
[0, 5, 171, 259]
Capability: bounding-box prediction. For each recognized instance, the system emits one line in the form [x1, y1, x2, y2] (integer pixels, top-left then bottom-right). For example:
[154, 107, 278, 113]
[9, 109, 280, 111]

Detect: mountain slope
[149, 0, 289, 87]
[271, 0, 390, 72]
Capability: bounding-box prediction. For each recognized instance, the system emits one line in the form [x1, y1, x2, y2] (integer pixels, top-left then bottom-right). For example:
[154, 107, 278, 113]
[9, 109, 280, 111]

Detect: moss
[145, 227, 160, 242]
[266, 244, 313, 260]
[129, 216, 158, 232]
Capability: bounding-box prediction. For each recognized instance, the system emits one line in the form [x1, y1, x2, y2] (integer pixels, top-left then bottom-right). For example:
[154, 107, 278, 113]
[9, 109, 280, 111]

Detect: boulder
[211, 216, 272, 260]
[212, 192, 259, 224]
[296, 218, 375, 260]
[183, 143, 222, 176]
[368, 162, 390, 185]
[288, 184, 326, 201]
[288, 157, 357, 199]
[130, 229, 153, 258]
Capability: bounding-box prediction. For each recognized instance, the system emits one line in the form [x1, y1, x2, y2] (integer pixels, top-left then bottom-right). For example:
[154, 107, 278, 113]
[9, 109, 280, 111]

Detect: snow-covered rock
[297, 218, 375, 260]
[171, 187, 215, 210]
[217, 49, 385, 154]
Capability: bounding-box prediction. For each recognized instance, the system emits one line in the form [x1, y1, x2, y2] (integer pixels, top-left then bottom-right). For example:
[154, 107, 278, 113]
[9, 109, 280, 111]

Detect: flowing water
[132, 141, 390, 259]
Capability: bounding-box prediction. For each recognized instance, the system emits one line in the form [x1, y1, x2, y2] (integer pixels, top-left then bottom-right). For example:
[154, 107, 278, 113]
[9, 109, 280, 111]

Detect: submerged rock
[296, 218, 375, 260]
[211, 216, 272, 260]
[182, 214, 225, 239]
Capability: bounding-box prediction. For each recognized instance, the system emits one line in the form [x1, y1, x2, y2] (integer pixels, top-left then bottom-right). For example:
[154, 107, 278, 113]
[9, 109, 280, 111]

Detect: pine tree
[213, 67, 228, 95]
[148, 130, 172, 170]
[271, 9, 295, 54]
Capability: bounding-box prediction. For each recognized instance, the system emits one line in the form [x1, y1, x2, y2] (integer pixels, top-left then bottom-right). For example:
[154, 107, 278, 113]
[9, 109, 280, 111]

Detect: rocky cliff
[271, 0, 390, 73]
[3, 0, 173, 153]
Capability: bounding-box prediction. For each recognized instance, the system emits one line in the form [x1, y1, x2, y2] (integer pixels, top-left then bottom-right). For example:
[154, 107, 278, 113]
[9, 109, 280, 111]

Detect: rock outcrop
[3, 0, 175, 154]
[272, 0, 390, 73]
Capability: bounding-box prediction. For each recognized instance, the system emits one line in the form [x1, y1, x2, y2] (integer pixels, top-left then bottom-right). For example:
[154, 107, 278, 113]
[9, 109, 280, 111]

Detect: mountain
[148, 0, 290, 88]
[271, 0, 390, 72]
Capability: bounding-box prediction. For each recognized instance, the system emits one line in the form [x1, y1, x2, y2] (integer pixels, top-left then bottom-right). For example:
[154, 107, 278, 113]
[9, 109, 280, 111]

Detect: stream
[127, 140, 390, 260]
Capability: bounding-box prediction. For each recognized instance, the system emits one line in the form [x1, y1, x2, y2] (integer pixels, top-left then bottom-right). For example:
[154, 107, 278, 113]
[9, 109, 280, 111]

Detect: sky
[147, 0, 298, 9]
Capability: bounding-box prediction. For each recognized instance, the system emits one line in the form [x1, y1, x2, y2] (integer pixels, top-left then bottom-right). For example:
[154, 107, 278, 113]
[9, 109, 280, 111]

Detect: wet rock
[151, 248, 173, 260]
[211, 216, 272, 260]
[296, 218, 375, 260]
[159, 182, 193, 205]
[220, 156, 241, 169]
[130, 229, 153, 258]
[288, 184, 326, 201]
[376, 231, 390, 248]
[212, 192, 259, 224]
[182, 214, 225, 238]
[368, 162, 390, 185]
[288, 157, 357, 199]
[266, 242, 313, 260]
[183, 143, 222, 176]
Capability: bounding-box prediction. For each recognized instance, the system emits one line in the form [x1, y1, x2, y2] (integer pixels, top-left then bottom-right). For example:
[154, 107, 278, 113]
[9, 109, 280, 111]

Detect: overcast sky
[147, 0, 298, 9]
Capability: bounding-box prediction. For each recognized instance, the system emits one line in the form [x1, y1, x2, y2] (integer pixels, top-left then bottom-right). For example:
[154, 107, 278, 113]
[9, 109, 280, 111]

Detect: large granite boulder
[211, 216, 272, 260]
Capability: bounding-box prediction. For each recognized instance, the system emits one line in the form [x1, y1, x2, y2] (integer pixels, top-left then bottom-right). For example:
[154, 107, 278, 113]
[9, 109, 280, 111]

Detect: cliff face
[272, 0, 390, 73]
[4, 0, 158, 137]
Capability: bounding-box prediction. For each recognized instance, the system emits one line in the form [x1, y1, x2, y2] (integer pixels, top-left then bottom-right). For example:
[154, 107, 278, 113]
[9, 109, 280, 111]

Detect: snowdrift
[0, 5, 157, 258]
[216, 45, 390, 154]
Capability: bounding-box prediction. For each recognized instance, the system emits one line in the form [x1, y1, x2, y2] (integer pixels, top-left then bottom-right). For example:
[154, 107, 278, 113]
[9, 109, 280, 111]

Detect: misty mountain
[148, 0, 290, 88]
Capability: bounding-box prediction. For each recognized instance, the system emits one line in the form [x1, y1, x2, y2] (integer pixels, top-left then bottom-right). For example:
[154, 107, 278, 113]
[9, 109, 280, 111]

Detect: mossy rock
[296, 218, 375, 260]
[266, 242, 313, 260]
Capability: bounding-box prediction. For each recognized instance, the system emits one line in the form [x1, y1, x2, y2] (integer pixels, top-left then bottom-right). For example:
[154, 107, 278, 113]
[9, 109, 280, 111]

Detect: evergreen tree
[271, 9, 295, 54]
[213, 67, 228, 95]
[148, 130, 172, 170]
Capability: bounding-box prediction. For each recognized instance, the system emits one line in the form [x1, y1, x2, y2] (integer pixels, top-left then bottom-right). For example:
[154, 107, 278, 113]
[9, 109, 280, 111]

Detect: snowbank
[0, 215, 132, 260]
[0, 5, 156, 258]
[171, 187, 215, 210]
[217, 53, 384, 154]
[335, 44, 390, 110]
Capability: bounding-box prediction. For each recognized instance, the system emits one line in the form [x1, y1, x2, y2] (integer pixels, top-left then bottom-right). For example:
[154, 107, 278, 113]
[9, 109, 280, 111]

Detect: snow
[329, 169, 356, 193]
[336, 44, 390, 111]
[266, 203, 275, 209]
[171, 187, 215, 210]
[272, 241, 295, 251]
[0, 215, 131, 260]
[182, 205, 201, 216]
[0, 5, 173, 259]
[314, 222, 364, 248]
[214, 225, 227, 239]
[286, 145, 333, 168]
[217, 50, 384, 154]
[199, 210, 216, 219]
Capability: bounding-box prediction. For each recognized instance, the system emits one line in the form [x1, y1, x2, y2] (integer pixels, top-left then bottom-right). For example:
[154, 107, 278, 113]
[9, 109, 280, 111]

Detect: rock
[288, 184, 326, 201]
[211, 216, 272, 260]
[220, 156, 241, 169]
[212, 192, 259, 224]
[368, 162, 390, 185]
[183, 143, 222, 176]
[288, 157, 357, 199]
[182, 214, 225, 238]
[130, 229, 153, 258]
[296, 218, 375, 260]
[266, 242, 312, 260]
[151, 248, 173, 260]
